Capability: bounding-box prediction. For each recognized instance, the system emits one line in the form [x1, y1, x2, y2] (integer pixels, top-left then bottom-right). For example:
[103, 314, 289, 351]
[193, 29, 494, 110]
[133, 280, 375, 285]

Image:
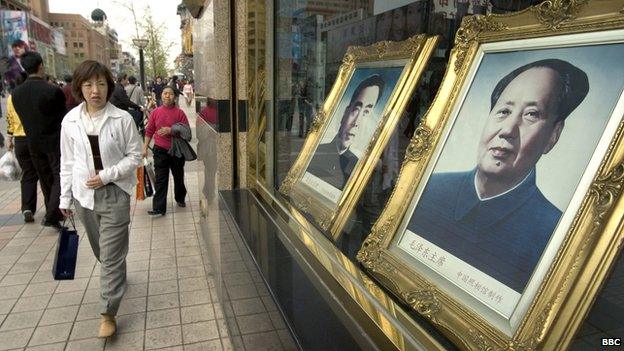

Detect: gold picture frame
[357, 1, 624, 350]
[279, 35, 439, 239]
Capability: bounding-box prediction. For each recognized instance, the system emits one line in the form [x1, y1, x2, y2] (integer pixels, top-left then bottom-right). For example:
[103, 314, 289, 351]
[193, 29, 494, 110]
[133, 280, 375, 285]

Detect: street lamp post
[132, 38, 149, 91]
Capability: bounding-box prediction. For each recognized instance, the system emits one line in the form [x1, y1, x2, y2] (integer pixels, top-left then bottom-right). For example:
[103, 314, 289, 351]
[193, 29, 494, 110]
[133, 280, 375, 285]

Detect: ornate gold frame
[279, 35, 439, 239]
[357, 1, 624, 350]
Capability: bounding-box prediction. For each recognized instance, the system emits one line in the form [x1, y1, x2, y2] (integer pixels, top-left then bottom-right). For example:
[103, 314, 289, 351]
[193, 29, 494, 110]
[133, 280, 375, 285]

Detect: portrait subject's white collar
[334, 137, 349, 155]
[474, 170, 534, 201]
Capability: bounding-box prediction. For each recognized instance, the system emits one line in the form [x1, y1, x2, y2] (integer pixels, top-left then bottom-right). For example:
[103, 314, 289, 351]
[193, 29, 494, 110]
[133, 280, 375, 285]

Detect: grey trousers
[74, 184, 131, 316]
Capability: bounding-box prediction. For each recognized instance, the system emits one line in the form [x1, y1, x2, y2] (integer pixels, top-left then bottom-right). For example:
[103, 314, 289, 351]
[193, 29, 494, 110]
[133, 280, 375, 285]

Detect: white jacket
[60, 102, 142, 210]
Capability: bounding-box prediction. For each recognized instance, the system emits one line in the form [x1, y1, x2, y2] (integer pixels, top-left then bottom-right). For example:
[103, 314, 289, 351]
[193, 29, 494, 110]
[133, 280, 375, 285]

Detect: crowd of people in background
[1, 40, 195, 109]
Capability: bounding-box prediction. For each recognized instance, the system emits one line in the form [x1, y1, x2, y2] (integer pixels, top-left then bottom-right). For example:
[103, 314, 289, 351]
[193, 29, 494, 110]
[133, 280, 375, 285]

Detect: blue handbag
[52, 216, 79, 280]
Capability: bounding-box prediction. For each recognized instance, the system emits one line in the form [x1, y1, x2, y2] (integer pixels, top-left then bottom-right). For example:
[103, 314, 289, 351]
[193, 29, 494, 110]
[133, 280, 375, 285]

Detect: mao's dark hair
[490, 59, 589, 122]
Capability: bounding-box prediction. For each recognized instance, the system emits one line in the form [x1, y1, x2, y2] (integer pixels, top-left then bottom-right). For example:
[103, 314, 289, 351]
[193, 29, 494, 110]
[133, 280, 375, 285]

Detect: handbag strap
[62, 213, 77, 230]
[129, 85, 137, 100]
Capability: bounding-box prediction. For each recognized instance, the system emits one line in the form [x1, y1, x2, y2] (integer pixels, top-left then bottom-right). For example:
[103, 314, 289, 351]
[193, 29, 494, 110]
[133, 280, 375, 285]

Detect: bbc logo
[601, 338, 622, 346]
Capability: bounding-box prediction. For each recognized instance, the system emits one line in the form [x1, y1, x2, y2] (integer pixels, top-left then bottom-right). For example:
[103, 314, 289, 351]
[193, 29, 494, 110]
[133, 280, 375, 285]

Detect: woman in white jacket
[59, 60, 142, 338]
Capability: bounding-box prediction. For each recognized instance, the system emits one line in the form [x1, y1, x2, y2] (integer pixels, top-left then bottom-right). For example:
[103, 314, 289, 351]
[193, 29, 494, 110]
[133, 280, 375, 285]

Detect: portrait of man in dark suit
[407, 59, 589, 292]
[306, 74, 385, 190]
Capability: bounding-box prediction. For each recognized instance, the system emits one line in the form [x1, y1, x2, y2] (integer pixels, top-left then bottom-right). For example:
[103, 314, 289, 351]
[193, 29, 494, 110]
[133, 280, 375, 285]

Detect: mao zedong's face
[337, 85, 380, 152]
[476, 67, 565, 185]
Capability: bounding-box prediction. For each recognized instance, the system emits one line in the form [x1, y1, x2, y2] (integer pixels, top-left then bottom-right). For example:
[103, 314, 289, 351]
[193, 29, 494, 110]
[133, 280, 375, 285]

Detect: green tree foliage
[139, 7, 173, 78]
[118, 1, 173, 78]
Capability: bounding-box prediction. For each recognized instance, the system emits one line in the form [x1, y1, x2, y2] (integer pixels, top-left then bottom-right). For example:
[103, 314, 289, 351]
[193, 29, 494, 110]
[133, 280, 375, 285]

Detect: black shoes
[148, 210, 165, 216]
[176, 202, 186, 208]
[41, 219, 63, 231]
[23, 210, 34, 223]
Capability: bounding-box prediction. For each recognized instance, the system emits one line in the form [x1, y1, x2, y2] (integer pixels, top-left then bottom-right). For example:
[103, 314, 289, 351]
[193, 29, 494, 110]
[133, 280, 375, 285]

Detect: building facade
[0, 0, 28, 12]
[50, 13, 112, 71]
[175, 3, 194, 80]
[118, 51, 139, 77]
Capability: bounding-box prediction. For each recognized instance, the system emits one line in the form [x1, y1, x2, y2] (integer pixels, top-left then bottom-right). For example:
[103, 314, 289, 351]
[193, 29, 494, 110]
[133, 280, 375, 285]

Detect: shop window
[274, 1, 436, 212]
[248, 0, 624, 349]
[269, 1, 540, 346]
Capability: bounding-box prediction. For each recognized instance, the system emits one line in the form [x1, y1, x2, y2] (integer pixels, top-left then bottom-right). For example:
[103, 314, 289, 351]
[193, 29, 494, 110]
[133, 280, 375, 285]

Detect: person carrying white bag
[0, 150, 22, 181]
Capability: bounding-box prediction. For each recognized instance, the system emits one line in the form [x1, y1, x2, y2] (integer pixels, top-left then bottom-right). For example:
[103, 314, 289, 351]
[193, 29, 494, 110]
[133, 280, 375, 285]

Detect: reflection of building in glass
[274, 0, 375, 132]
[292, 0, 372, 17]
[298, 14, 324, 107]
[323, 10, 375, 94]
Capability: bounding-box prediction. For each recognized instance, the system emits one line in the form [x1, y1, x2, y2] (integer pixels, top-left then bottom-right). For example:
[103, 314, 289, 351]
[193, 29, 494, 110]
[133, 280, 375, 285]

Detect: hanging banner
[0, 11, 29, 56]
[52, 28, 66, 55]
[29, 15, 52, 45]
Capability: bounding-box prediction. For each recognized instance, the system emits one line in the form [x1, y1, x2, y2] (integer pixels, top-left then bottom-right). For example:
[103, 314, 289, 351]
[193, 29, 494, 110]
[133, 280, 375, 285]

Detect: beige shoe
[98, 314, 116, 338]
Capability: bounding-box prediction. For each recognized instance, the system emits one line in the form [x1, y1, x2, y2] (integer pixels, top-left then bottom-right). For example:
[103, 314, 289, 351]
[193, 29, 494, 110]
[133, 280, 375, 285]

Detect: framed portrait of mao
[357, 1, 624, 350]
[279, 35, 439, 239]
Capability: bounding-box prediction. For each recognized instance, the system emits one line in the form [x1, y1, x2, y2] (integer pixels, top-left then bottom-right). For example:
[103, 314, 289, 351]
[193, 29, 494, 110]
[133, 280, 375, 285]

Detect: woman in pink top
[142, 86, 190, 215]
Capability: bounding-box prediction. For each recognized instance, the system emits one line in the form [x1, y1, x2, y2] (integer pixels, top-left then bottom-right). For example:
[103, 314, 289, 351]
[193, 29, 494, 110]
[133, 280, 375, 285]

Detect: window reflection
[273, 0, 490, 250]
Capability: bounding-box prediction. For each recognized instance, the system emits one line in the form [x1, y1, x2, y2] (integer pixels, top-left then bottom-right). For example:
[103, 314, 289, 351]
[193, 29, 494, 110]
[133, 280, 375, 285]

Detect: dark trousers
[29, 146, 62, 224]
[14, 137, 38, 213]
[152, 146, 186, 213]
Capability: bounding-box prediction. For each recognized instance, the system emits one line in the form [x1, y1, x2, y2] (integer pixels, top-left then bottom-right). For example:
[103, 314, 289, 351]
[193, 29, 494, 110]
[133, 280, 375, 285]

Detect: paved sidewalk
[0, 168, 235, 350]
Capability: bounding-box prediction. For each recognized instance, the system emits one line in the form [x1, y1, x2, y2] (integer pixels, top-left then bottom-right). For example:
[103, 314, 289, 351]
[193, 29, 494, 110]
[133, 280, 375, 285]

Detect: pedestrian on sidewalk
[151, 76, 166, 107]
[61, 74, 80, 111]
[182, 79, 194, 107]
[110, 73, 143, 116]
[11, 51, 66, 230]
[124, 75, 146, 129]
[5, 71, 39, 223]
[169, 75, 182, 106]
[142, 86, 190, 216]
[59, 60, 142, 338]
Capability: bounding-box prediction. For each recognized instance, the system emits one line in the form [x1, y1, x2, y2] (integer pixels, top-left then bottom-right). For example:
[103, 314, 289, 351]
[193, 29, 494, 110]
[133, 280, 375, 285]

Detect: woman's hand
[85, 175, 104, 189]
[157, 127, 171, 136]
[142, 148, 149, 158]
[60, 208, 73, 218]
